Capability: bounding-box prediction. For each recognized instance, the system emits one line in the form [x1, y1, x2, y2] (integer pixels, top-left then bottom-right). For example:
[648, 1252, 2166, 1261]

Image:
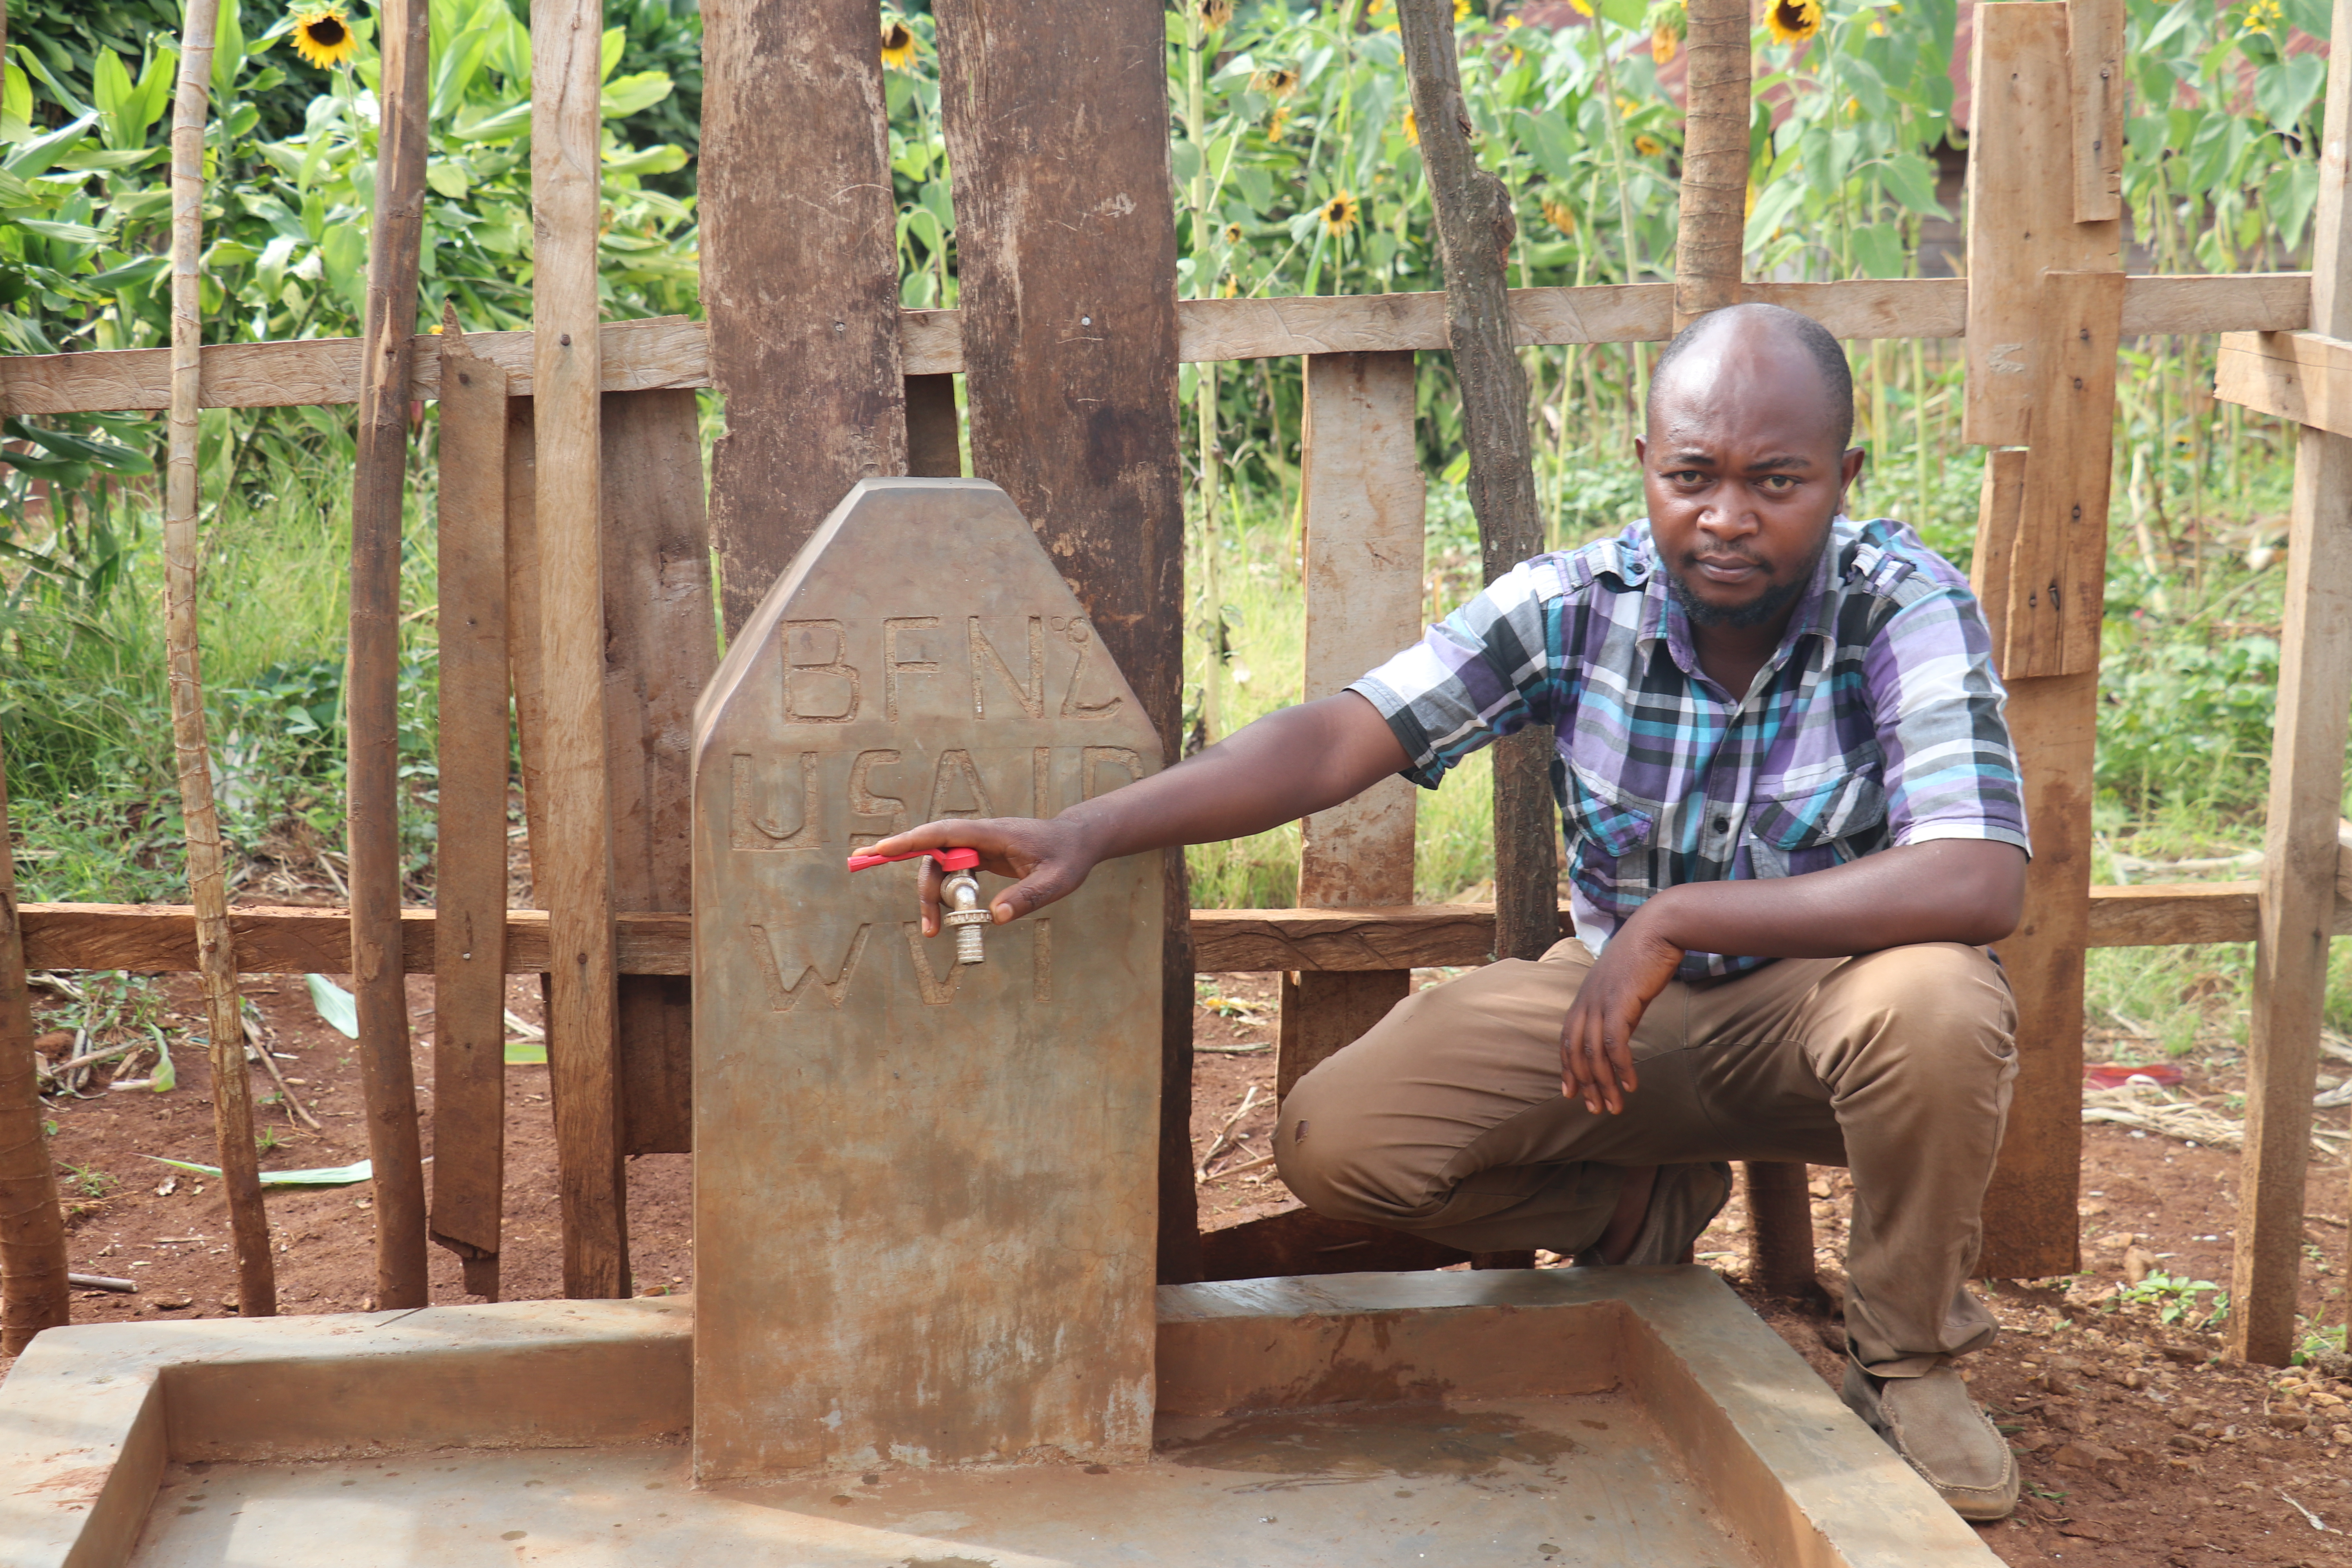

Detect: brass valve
[848, 845, 988, 965]
[941, 869, 989, 965]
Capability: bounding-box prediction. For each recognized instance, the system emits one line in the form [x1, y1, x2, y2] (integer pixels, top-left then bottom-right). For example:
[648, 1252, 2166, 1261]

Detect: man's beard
[1664, 540, 1825, 630]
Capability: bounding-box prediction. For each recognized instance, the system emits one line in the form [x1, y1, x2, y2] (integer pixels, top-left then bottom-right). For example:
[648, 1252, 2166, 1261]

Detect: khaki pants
[1272, 937, 2019, 1377]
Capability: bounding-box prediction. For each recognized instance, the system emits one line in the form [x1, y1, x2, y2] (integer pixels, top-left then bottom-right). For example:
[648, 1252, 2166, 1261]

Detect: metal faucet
[847, 845, 988, 965]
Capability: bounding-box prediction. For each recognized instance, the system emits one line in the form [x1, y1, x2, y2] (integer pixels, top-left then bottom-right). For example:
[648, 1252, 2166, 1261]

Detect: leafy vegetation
[1, 0, 2344, 1064]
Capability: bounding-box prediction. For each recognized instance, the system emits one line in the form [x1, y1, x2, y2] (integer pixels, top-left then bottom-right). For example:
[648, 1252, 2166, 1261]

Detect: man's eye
[1758, 475, 1798, 493]
[1667, 470, 1706, 485]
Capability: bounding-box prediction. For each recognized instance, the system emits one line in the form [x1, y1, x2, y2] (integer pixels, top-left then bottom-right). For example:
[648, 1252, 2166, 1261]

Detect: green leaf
[2, 61, 31, 129]
[2257, 52, 2325, 132]
[450, 100, 532, 143]
[53, 147, 165, 171]
[92, 49, 136, 151]
[3, 112, 97, 178]
[600, 70, 673, 120]
[601, 142, 685, 178]
[12, 217, 107, 244]
[132, 48, 178, 138]
[1878, 150, 1947, 218]
[305, 972, 359, 1038]
[1850, 221, 1905, 279]
[1441, 449, 1471, 484]
[144, 1154, 378, 1187]
[504, 1038, 546, 1064]
[426, 158, 472, 197]
[600, 24, 626, 83]
[213, 0, 247, 101]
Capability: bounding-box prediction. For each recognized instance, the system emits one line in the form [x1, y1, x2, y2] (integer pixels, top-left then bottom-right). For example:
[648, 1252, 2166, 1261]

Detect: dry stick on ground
[239, 1011, 321, 1132]
[347, 0, 433, 1310]
[1394, 0, 1555, 964]
[162, 0, 274, 1319]
[0, 735, 71, 1354]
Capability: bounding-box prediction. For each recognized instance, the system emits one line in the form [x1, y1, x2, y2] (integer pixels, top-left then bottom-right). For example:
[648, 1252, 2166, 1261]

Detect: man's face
[1636, 327, 1864, 632]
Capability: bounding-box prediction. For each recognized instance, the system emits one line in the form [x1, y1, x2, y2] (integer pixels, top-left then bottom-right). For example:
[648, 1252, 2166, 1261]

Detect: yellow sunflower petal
[289, 5, 357, 69]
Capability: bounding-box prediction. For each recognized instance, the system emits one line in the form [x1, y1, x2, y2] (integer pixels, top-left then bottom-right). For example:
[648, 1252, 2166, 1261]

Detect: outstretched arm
[867, 691, 1411, 933]
[1560, 838, 2026, 1114]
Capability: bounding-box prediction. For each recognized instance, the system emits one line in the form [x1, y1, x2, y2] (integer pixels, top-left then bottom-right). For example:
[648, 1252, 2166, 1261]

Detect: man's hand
[1560, 914, 1684, 1114]
[866, 817, 1103, 937]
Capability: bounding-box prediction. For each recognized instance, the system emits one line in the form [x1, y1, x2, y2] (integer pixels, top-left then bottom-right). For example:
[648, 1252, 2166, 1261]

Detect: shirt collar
[1636, 515, 1851, 684]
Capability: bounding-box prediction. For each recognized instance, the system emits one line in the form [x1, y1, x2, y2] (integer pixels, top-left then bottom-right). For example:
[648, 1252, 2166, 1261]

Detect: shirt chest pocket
[1559, 758, 1657, 859]
[1748, 767, 1887, 875]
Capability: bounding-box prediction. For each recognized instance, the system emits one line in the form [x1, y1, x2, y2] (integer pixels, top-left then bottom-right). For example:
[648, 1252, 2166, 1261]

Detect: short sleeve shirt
[1348, 515, 2029, 980]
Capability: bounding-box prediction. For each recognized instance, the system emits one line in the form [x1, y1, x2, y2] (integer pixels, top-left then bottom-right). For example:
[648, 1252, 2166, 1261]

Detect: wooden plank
[1976, 673, 2097, 1280]
[2067, 0, 2125, 224]
[2215, 329, 2352, 434]
[1283, 351, 1427, 1102]
[935, 0, 1195, 1285]
[533, 0, 627, 1301]
[600, 389, 714, 1158]
[1198, 1208, 1474, 1282]
[1961, 2, 2121, 446]
[0, 733, 71, 1353]
[700, 0, 905, 637]
[1970, 447, 2027, 640]
[347, 0, 433, 1313]
[0, 315, 709, 415]
[427, 321, 512, 1299]
[904, 373, 962, 477]
[4, 882, 2298, 982]
[2002, 269, 2126, 678]
[2234, 0, 2352, 1368]
[0, 274, 2315, 419]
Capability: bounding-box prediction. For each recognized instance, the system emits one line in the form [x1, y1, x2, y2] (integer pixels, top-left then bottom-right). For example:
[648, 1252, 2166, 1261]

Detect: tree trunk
[1395, 0, 1557, 963]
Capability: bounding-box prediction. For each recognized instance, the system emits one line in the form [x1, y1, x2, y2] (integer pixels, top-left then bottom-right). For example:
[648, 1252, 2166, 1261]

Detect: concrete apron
[0, 1266, 1998, 1568]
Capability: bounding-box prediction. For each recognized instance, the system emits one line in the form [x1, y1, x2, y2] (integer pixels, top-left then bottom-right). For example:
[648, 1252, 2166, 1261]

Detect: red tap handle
[846, 846, 981, 874]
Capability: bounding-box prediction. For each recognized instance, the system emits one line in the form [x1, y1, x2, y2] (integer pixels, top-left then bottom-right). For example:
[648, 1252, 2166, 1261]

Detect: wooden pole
[932, 0, 1196, 1284]
[2237, 0, 2352, 1366]
[1964, 1, 2120, 1281]
[348, 0, 432, 1310]
[0, 734, 70, 1355]
[164, 0, 274, 1318]
[428, 311, 511, 1299]
[534, 0, 628, 1299]
[1673, 0, 1749, 329]
[1394, 0, 1556, 965]
[1280, 353, 1424, 1104]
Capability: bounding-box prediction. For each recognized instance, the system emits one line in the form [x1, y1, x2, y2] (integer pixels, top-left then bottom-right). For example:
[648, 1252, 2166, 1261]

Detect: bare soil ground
[11, 965, 2352, 1566]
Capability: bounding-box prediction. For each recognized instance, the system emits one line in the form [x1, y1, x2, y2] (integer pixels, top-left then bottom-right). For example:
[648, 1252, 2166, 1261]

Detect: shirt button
[1713, 817, 1730, 834]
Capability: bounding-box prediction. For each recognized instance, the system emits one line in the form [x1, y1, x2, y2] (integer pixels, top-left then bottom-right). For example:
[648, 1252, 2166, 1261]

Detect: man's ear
[1839, 445, 1867, 499]
[1634, 434, 1648, 464]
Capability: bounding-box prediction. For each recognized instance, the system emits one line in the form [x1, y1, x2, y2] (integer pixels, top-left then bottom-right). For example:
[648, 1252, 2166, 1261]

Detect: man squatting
[875, 301, 2031, 1522]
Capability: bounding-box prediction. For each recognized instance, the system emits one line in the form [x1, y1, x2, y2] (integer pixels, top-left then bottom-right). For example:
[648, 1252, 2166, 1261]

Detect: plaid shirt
[1350, 515, 2029, 979]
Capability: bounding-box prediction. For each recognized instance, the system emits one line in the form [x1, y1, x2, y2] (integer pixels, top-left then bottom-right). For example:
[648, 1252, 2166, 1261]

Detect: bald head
[1645, 303, 1855, 452]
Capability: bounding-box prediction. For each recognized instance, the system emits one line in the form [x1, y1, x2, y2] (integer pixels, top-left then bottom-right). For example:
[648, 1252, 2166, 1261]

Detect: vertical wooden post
[1673, 0, 1750, 328]
[347, 0, 432, 1311]
[1278, 352, 1425, 1105]
[2067, 0, 2125, 225]
[1964, 2, 2122, 1280]
[533, 0, 627, 1299]
[0, 734, 71, 1354]
[428, 316, 511, 1299]
[933, 0, 1196, 1283]
[1394, 0, 1556, 970]
[164, 0, 275, 1318]
[602, 388, 715, 1156]
[700, 0, 907, 635]
[2236, 0, 2352, 1366]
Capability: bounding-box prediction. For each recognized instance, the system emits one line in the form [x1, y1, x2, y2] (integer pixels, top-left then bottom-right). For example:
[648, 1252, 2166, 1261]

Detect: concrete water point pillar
[689, 478, 1166, 1481]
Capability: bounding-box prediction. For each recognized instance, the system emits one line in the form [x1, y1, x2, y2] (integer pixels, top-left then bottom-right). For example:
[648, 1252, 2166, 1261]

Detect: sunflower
[1220, 274, 1241, 298]
[1455, 0, 1474, 19]
[288, 5, 356, 69]
[1403, 106, 1419, 145]
[1222, 221, 1245, 247]
[1765, 0, 1822, 44]
[1320, 190, 1360, 237]
[1646, 0, 1686, 62]
[1266, 105, 1292, 141]
[879, 16, 917, 70]
[1633, 133, 1663, 156]
[1252, 66, 1299, 97]
[1200, 0, 1234, 25]
[1540, 195, 1577, 236]
[2241, 0, 2281, 36]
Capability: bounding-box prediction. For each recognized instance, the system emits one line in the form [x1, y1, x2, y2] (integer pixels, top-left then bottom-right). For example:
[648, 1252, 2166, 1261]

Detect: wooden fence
[5, 0, 2351, 1364]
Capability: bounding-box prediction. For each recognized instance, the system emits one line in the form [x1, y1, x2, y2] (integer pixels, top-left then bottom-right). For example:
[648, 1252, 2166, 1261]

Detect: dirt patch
[13, 969, 2352, 1565]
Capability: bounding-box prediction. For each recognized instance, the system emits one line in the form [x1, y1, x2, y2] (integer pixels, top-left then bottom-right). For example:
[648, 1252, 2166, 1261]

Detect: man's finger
[916, 857, 944, 938]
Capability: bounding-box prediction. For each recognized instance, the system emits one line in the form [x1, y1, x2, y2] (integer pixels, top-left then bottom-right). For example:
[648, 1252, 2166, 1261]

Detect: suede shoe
[1576, 1161, 1733, 1267]
[1842, 1359, 2019, 1522]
